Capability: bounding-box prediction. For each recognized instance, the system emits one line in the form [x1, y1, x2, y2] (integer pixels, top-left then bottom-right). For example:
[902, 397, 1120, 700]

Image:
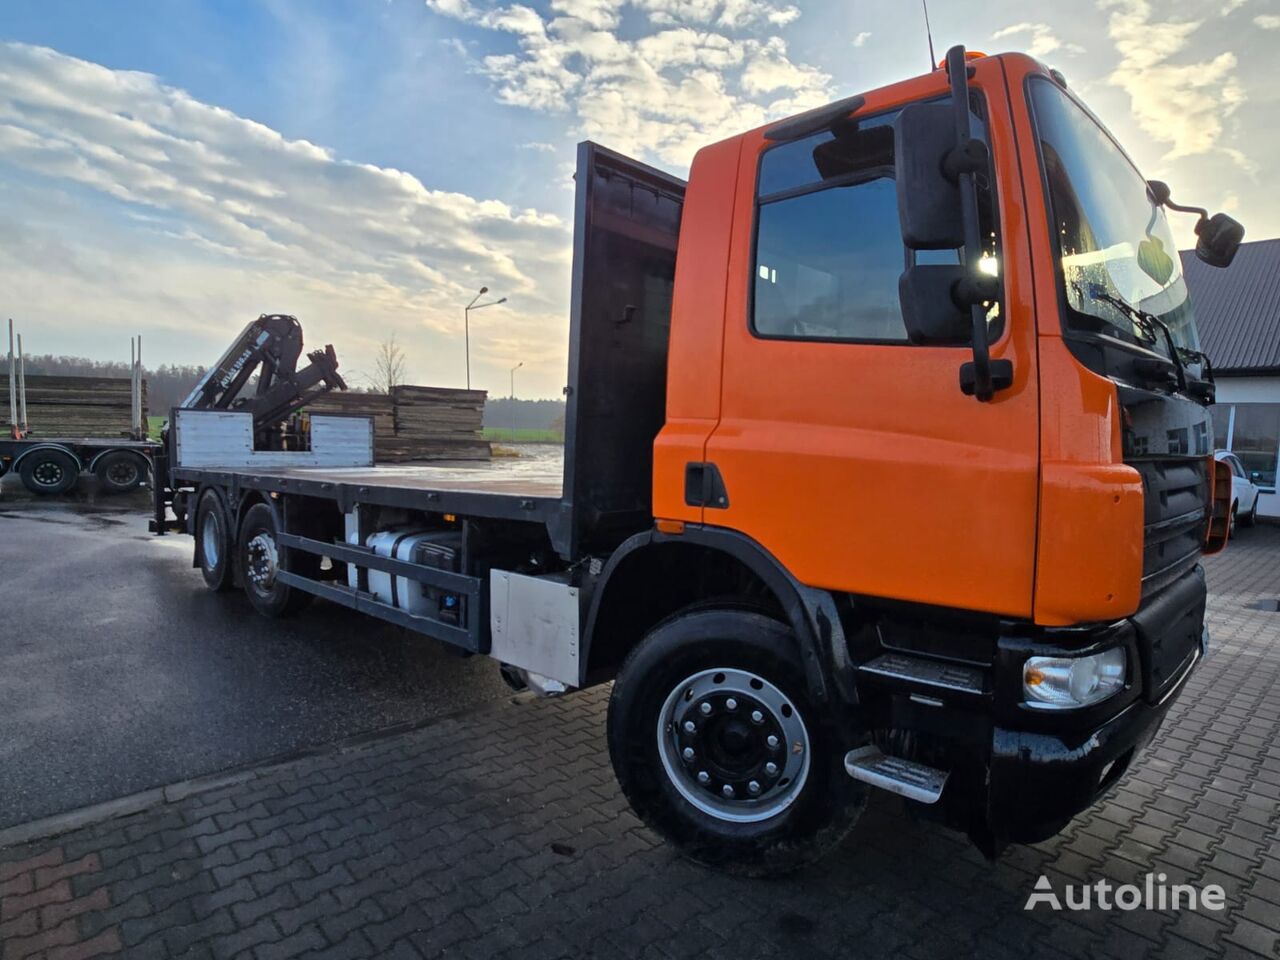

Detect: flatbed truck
[153, 48, 1242, 873]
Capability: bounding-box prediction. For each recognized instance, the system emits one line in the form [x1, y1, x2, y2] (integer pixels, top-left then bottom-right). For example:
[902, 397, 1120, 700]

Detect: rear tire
[19, 450, 78, 495]
[607, 607, 864, 876]
[237, 503, 315, 617]
[95, 451, 147, 494]
[195, 490, 234, 592]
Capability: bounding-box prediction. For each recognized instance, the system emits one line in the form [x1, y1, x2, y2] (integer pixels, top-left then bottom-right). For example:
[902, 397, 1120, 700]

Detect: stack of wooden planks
[0, 374, 144, 438]
[307, 392, 396, 438]
[388, 385, 489, 461]
[307, 385, 489, 462]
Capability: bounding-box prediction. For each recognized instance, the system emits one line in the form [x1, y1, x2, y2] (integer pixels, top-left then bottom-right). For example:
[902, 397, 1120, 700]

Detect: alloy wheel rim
[656, 667, 810, 823]
[246, 532, 279, 594]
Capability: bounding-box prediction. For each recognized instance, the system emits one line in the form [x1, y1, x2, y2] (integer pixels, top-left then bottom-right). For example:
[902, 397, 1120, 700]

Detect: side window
[752, 100, 1000, 343]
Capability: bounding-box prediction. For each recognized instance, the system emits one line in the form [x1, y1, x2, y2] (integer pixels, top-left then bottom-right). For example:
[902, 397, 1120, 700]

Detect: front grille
[1128, 457, 1210, 600]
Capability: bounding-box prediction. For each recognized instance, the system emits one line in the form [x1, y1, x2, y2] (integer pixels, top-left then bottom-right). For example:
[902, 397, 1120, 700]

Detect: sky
[0, 0, 1275, 399]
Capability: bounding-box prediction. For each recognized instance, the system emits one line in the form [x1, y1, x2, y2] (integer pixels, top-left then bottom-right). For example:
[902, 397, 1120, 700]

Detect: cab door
[703, 62, 1041, 617]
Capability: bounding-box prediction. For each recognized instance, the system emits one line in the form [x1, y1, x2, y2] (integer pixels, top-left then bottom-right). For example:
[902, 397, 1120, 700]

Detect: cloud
[0, 41, 572, 392]
[991, 22, 1085, 58]
[1098, 0, 1247, 165]
[1255, 14, 1280, 28]
[424, 0, 830, 167]
[852, 31, 871, 47]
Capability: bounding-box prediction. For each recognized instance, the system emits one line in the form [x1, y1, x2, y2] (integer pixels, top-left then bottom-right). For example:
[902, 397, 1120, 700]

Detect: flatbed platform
[172, 450, 567, 526]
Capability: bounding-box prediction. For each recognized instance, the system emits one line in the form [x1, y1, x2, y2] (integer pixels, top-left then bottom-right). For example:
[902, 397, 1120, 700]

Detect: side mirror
[899, 265, 972, 344]
[894, 102, 964, 249]
[1195, 213, 1244, 269]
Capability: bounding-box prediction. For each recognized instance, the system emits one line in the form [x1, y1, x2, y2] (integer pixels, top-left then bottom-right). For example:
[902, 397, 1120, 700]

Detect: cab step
[857, 652, 986, 696]
[844, 745, 949, 804]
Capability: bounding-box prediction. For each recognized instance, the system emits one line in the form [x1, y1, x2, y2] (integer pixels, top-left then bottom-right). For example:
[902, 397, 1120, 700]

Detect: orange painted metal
[657, 58, 1042, 618]
[652, 52, 1160, 626]
[1204, 458, 1232, 555]
[998, 53, 1148, 624]
[652, 136, 742, 526]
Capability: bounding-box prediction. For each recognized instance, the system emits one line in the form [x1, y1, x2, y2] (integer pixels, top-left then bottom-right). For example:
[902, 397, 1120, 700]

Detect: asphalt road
[0, 476, 512, 830]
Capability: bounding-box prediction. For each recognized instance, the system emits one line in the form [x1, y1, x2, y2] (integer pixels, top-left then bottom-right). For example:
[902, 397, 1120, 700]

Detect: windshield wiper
[1076, 283, 1189, 394]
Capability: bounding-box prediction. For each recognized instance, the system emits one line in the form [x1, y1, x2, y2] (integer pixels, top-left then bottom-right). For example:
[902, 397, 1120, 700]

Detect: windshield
[1029, 78, 1201, 364]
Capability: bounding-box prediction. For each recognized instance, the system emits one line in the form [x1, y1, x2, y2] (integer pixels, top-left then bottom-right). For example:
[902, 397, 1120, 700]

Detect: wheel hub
[107, 461, 137, 485]
[657, 667, 810, 823]
[201, 512, 221, 568]
[246, 533, 279, 591]
[33, 461, 64, 486]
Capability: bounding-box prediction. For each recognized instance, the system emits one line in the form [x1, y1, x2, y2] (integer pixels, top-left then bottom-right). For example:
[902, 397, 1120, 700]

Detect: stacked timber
[305, 385, 489, 462]
[389, 385, 489, 462]
[0, 374, 144, 437]
[307, 391, 396, 437]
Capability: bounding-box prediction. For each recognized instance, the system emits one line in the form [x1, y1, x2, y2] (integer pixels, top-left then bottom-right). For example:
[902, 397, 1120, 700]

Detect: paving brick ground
[3, 529, 1279, 959]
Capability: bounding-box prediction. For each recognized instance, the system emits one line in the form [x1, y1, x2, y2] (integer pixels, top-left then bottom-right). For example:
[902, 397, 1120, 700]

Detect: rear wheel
[95, 451, 147, 494]
[238, 503, 315, 617]
[607, 608, 864, 876]
[195, 490, 234, 592]
[19, 449, 78, 495]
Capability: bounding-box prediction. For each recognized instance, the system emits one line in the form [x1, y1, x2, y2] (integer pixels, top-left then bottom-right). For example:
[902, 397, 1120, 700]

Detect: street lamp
[463, 287, 507, 390]
[510, 361, 523, 442]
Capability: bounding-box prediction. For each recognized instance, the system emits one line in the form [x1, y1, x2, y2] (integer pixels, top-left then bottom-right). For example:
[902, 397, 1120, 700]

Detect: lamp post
[509, 361, 523, 442]
[463, 287, 507, 390]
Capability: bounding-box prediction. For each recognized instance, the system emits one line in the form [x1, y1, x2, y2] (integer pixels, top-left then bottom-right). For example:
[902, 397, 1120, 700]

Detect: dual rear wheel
[195, 493, 313, 615]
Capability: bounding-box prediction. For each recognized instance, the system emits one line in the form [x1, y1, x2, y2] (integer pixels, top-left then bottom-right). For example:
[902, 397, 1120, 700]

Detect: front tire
[1244, 498, 1258, 528]
[237, 503, 314, 617]
[607, 608, 864, 876]
[195, 490, 234, 592]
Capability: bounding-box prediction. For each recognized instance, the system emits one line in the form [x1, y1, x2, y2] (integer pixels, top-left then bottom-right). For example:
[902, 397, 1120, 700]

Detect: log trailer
[152, 48, 1242, 873]
[2, 323, 160, 496]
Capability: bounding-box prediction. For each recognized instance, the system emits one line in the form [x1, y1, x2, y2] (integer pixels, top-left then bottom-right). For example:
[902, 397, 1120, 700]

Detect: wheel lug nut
[722, 785, 735, 798]
[748, 780, 761, 795]
[699, 702, 712, 715]
[765, 761, 778, 776]
[697, 770, 710, 784]
[751, 710, 764, 724]
[766, 735, 779, 750]
[683, 720, 696, 734]
[725, 698, 738, 710]
[682, 747, 695, 761]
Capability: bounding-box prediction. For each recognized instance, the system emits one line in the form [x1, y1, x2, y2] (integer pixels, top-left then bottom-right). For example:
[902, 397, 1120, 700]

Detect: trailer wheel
[238, 503, 315, 617]
[18, 449, 78, 496]
[195, 491, 234, 592]
[94, 451, 148, 494]
[607, 608, 864, 876]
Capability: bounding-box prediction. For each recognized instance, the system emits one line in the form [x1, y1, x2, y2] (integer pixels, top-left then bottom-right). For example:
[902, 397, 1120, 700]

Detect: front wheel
[1244, 498, 1258, 528]
[607, 608, 864, 876]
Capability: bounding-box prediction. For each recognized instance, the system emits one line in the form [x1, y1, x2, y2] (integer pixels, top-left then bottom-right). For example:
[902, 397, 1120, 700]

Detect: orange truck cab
[158, 46, 1243, 874]
[594, 46, 1239, 867]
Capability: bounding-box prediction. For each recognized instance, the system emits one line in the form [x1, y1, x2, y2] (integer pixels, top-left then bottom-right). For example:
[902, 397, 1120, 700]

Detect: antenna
[922, 0, 937, 69]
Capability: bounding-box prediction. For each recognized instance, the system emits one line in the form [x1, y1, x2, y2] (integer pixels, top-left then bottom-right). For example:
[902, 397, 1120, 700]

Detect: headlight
[1023, 648, 1127, 709]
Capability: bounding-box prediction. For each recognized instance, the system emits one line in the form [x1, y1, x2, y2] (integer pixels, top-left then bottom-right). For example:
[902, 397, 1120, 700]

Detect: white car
[1215, 450, 1261, 531]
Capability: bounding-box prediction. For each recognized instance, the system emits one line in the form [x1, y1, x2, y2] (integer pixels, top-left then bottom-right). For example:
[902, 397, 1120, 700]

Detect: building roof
[1181, 237, 1280, 375]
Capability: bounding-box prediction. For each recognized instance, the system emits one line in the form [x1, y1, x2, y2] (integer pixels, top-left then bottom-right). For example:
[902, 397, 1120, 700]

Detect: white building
[1183, 238, 1280, 520]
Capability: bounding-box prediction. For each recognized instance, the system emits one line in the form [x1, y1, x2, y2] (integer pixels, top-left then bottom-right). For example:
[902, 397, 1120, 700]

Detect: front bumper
[844, 565, 1207, 847]
[987, 642, 1197, 842]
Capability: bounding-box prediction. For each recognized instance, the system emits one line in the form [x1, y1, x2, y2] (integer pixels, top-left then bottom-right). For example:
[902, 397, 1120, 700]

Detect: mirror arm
[943, 45, 1006, 402]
